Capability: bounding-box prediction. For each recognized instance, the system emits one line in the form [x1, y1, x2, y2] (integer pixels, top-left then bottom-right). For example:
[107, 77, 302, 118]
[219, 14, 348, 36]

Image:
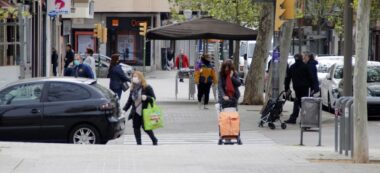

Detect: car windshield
[317, 64, 331, 73]
[334, 66, 343, 79]
[334, 65, 380, 82]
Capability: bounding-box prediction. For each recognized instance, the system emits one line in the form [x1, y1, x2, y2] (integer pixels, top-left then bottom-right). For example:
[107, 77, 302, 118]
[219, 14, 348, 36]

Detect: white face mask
[132, 77, 140, 84]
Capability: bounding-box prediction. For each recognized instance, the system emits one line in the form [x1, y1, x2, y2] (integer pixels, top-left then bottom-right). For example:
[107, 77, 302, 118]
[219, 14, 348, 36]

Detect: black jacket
[72, 64, 94, 79]
[123, 85, 156, 119]
[285, 60, 313, 91]
[108, 64, 130, 91]
[51, 51, 58, 65]
[64, 50, 74, 68]
[307, 59, 319, 92]
[218, 72, 241, 108]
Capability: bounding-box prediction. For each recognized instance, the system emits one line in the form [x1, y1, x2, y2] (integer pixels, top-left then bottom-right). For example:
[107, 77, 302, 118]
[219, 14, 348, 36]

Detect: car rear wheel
[69, 124, 100, 144]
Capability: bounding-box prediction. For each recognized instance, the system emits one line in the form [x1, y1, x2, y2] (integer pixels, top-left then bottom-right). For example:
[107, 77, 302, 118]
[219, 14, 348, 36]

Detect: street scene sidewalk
[1, 71, 380, 172]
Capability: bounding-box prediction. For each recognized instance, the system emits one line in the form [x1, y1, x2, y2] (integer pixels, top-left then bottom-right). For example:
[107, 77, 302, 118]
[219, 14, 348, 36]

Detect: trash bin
[300, 97, 322, 146]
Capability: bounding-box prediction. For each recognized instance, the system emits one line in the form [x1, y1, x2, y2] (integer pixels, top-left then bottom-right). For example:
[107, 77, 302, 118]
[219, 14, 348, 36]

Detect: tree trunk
[242, 4, 274, 105]
[353, 0, 370, 164]
[233, 40, 240, 70]
[279, 20, 295, 93]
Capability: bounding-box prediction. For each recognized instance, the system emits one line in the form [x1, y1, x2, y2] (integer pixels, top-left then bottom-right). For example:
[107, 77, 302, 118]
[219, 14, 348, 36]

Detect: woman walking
[218, 59, 241, 109]
[194, 54, 217, 109]
[123, 71, 158, 145]
[107, 54, 130, 98]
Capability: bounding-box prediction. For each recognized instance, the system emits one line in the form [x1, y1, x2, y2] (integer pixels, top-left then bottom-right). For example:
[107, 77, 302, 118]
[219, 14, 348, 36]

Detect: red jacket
[175, 54, 189, 68]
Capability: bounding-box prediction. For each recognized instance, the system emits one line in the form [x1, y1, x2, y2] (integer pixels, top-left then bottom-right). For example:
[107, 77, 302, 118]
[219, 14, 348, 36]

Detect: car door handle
[31, 109, 40, 114]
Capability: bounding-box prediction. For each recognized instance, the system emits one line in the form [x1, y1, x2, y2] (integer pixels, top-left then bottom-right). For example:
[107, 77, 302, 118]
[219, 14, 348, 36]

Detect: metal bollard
[337, 97, 352, 154]
[334, 97, 348, 152]
[344, 98, 354, 156]
[349, 103, 354, 157]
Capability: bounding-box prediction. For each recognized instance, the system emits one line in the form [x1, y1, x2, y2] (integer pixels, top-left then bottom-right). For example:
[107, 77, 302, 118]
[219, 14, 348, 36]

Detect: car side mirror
[326, 74, 332, 80]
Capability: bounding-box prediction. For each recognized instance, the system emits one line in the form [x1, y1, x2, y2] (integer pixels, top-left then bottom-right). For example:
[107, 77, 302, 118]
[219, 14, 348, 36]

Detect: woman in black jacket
[108, 54, 130, 98]
[218, 59, 242, 109]
[123, 71, 158, 145]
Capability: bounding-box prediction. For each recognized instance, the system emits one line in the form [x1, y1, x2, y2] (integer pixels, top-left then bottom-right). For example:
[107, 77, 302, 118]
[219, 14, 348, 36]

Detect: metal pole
[271, 0, 280, 100]
[298, 20, 302, 54]
[143, 36, 146, 73]
[343, 0, 353, 96]
[18, 4, 26, 79]
[45, 0, 52, 77]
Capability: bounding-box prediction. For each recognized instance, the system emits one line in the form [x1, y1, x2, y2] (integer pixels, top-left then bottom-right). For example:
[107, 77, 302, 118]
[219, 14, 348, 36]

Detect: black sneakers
[284, 119, 296, 124]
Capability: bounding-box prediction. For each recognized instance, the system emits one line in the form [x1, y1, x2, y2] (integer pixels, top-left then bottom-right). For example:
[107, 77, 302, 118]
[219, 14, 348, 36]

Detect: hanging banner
[48, 0, 71, 17]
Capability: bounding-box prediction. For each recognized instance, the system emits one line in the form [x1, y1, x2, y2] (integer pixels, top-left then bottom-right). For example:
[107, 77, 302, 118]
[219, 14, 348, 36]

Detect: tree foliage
[0, 7, 31, 22]
[168, 0, 259, 27]
[299, 0, 380, 36]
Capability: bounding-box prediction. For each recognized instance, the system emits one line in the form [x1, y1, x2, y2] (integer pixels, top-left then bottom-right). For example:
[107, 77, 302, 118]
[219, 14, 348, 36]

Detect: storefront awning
[147, 17, 258, 40]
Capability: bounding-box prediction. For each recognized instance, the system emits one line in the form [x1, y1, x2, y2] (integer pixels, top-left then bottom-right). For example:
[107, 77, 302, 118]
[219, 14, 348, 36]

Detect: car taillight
[100, 103, 114, 111]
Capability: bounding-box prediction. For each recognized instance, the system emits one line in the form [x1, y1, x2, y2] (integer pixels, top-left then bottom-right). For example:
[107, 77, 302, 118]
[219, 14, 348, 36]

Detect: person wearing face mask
[194, 54, 218, 109]
[71, 54, 94, 79]
[84, 48, 96, 79]
[218, 59, 241, 109]
[123, 71, 158, 145]
[107, 54, 130, 98]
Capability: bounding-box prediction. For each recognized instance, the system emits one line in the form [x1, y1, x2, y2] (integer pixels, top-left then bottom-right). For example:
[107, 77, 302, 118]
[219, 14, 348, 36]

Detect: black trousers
[52, 63, 58, 76]
[290, 87, 310, 120]
[132, 114, 157, 145]
[197, 83, 212, 105]
[111, 88, 122, 99]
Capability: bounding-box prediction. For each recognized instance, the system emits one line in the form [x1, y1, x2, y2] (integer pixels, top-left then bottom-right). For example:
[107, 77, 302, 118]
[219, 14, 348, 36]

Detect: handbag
[121, 82, 129, 92]
[143, 99, 164, 131]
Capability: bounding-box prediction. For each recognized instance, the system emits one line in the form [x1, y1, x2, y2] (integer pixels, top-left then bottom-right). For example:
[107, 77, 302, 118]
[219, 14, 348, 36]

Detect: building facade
[65, 0, 170, 71]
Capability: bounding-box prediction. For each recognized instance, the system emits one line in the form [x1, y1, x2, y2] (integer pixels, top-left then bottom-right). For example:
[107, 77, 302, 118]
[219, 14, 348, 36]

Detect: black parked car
[0, 77, 125, 144]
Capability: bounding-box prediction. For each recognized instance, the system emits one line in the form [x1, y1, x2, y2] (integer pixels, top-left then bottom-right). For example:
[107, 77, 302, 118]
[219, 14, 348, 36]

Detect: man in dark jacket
[64, 44, 75, 76]
[284, 54, 314, 124]
[303, 52, 319, 93]
[64, 44, 74, 68]
[51, 48, 58, 76]
[71, 54, 94, 79]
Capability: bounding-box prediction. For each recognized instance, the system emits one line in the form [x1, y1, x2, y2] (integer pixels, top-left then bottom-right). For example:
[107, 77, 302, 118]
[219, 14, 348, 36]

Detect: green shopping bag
[143, 99, 164, 131]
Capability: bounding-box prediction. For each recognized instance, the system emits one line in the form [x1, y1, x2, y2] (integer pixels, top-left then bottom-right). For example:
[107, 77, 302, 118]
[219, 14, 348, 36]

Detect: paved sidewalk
[1, 138, 380, 173]
[1, 71, 380, 172]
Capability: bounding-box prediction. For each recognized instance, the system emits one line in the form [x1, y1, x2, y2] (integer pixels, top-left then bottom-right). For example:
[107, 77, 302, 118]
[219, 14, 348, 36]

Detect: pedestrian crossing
[122, 132, 275, 145]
